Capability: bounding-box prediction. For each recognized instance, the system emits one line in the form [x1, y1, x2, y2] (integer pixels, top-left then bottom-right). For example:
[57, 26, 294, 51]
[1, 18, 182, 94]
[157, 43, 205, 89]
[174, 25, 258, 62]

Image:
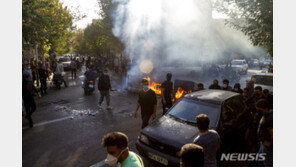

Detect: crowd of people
[102, 73, 273, 167]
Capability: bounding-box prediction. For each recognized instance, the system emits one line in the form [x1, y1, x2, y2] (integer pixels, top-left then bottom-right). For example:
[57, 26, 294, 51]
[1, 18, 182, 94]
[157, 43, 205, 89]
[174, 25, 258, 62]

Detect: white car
[231, 59, 248, 74]
[58, 57, 71, 71]
[252, 73, 273, 94]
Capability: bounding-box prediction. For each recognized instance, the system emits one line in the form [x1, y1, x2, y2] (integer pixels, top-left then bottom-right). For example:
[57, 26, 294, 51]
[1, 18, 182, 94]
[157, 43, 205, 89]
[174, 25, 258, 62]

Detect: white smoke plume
[111, 0, 266, 76]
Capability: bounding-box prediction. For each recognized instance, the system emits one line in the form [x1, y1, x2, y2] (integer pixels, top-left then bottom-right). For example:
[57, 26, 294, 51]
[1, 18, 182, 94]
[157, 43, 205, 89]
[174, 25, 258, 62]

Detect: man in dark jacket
[38, 63, 48, 95]
[133, 79, 157, 129]
[98, 69, 112, 110]
[23, 74, 40, 128]
[208, 79, 221, 90]
[256, 99, 273, 167]
[160, 73, 173, 115]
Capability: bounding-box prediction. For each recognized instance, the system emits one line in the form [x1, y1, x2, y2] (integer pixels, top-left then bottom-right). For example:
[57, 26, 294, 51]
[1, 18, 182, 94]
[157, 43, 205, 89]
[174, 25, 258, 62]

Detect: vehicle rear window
[232, 61, 243, 65]
[253, 75, 273, 86]
[167, 98, 220, 128]
[59, 57, 70, 62]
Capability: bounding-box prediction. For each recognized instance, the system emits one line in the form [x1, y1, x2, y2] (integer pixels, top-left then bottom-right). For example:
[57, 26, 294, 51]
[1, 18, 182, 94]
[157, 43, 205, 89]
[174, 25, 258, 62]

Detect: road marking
[90, 140, 134, 167]
[22, 116, 73, 130]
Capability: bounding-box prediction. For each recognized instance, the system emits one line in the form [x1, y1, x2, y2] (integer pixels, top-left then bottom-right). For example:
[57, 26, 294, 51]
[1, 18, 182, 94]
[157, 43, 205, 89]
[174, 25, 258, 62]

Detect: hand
[38, 93, 42, 98]
[152, 113, 156, 120]
[133, 112, 138, 118]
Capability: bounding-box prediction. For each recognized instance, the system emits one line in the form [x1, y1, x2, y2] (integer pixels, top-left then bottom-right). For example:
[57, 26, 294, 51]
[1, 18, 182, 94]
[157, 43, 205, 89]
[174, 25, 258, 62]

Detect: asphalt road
[22, 66, 264, 167]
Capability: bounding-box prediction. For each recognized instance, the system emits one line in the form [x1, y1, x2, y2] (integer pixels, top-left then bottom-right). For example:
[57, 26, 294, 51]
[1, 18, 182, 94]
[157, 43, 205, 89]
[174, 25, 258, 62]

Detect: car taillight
[89, 81, 94, 83]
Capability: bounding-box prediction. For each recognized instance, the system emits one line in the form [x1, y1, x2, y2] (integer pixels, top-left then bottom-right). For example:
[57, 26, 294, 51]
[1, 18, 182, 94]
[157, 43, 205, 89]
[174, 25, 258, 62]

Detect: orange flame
[174, 87, 192, 102]
[146, 77, 162, 95]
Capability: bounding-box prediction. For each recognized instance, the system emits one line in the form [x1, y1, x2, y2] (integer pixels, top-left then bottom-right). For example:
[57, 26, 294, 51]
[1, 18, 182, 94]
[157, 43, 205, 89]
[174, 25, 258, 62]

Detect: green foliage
[71, 0, 123, 56]
[214, 0, 273, 57]
[22, 0, 74, 56]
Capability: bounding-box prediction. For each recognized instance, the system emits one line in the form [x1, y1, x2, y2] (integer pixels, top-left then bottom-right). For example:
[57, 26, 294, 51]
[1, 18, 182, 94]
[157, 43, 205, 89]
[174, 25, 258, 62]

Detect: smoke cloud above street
[111, 0, 266, 74]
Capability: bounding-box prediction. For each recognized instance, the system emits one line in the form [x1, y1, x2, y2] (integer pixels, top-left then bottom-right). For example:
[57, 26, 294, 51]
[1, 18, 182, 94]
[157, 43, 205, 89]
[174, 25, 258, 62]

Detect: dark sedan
[136, 90, 249, 167]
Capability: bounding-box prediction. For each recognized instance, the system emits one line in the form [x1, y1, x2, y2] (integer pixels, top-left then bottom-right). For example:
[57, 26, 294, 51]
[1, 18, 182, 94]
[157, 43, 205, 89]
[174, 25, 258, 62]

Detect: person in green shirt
[102, 132, 144, 167]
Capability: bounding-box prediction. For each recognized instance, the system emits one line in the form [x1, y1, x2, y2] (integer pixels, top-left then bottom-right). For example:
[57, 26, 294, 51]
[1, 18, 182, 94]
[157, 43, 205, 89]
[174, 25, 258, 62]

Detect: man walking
[98, 69, 112, 110]
[102, 132, 144, 167]
[134, 79, 157, 129]
[160, 73, 173, 115]
[23, 74, 40, 128]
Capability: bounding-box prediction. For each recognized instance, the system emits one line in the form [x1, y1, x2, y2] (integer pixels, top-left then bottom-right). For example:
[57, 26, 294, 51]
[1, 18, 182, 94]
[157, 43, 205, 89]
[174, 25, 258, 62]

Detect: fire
[146, 77, 162, 95]
[174, 87, 192, 102]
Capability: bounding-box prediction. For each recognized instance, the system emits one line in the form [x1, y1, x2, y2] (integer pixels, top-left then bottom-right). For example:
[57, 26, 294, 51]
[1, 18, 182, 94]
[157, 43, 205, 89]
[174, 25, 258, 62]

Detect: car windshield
[232, 61, 243, 65]
[167, 98, 220, 127]
[59, 57, 70, 62]
[253, 75, 273, 86]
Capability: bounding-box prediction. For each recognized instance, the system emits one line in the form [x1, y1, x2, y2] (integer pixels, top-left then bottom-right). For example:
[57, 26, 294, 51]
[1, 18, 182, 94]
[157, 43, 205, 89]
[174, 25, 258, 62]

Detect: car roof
[184, 89, 239, 105]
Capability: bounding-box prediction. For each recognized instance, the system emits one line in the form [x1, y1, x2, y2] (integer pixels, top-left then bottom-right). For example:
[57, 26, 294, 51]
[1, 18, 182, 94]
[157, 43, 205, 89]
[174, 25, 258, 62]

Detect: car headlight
[139, 134, 149, 145]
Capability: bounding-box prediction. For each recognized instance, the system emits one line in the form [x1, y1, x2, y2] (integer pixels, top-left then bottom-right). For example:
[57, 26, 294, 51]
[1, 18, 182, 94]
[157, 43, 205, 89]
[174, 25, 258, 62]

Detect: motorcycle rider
[54, 62, 68, 87]
[83, 65, 98, 88]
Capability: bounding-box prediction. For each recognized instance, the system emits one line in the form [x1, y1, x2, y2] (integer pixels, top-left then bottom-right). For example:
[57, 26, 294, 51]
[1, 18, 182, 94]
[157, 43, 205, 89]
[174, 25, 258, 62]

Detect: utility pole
[35, 44, 39, 87]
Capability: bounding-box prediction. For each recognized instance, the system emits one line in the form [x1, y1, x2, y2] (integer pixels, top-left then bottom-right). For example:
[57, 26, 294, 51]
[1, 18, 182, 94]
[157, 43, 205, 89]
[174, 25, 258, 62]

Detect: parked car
[253, 59, 259, 67]
[231, 59, 248, 74]
[136, 90, 249, 167]
[58, 57, 71, 71]
[252, 73, 273, 94]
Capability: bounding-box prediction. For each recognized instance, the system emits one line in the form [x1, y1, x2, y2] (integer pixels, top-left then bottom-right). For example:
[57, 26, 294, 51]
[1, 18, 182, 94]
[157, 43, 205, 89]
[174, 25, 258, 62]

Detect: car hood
[142, 116, 198, 149]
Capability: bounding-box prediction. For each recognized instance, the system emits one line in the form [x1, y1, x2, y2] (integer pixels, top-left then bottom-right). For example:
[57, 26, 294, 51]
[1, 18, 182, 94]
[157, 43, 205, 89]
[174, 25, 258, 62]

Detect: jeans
[258, 142, 273, 167]
[162, 99, 172, 115]
[40, 78, 47, 94]
[141, 114, 152, 129]
[99, 90, 110, 106]
[71, 68, 77, 79]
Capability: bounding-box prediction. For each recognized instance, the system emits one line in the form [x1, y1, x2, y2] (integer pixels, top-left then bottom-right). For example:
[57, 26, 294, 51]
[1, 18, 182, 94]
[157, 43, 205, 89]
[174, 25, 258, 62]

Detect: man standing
[256, 99, 273, 167]
[197, 83, 204, 91]
[179, 143, 204, 167]
[222, 79, 232, 91]
[208, 79, 221, 90]
[102, 132, 144, 167]
[134, 79, 157, 129]
[70, 58, 77, 79]
[160, 73, 173, 115]
[194, 114, 220, 167]
[38, 63, 48, 95]
[98, 69, 112, 110]
[253, 86, 263, 102]
[232, 83, 243, 94]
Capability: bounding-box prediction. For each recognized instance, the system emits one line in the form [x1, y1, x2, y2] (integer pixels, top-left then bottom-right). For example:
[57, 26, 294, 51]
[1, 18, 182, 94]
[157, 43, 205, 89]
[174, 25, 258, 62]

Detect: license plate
[89, 85, 94, 88]
[148, 152, 168, 166]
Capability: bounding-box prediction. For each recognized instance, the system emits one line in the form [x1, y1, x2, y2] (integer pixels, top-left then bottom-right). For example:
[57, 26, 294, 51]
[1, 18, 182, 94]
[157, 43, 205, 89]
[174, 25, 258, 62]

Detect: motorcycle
[53, 74, 64, 89]
[221, 68, 240, 83]
[84, 80, 95, 95]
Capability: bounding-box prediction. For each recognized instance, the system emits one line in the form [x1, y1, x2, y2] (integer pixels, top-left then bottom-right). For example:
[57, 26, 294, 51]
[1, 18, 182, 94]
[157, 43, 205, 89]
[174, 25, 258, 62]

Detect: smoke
[111, 0, 265, 76]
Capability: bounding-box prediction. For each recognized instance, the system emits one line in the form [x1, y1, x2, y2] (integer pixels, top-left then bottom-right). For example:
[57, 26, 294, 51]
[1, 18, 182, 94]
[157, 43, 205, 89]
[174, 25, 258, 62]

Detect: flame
[174, 87, 192, 102]
[146, 77, 162, 95]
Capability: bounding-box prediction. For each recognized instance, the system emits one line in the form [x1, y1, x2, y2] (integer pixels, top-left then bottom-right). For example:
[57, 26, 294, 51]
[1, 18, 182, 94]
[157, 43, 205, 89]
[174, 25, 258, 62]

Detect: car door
[217, 96, 247, 151]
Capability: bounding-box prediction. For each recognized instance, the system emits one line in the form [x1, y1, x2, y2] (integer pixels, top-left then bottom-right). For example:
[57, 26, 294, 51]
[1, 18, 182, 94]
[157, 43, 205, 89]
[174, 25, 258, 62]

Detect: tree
[22, 0, 74, 57]
[214, 0, 273, 57]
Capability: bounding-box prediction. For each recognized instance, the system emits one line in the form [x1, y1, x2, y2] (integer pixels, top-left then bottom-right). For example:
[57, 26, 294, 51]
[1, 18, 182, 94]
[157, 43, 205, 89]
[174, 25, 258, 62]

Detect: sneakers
[107, 106, 113, 110]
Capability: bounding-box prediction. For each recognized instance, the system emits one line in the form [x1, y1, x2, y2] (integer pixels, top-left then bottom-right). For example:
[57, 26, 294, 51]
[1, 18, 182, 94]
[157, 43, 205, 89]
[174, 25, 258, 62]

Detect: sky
[60, 0, 100, 29]
[60, 0, 227, 30]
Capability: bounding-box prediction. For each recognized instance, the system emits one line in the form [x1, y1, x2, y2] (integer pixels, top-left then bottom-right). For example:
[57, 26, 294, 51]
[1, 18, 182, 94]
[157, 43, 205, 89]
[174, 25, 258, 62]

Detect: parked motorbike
[84, 80, 95, 95]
